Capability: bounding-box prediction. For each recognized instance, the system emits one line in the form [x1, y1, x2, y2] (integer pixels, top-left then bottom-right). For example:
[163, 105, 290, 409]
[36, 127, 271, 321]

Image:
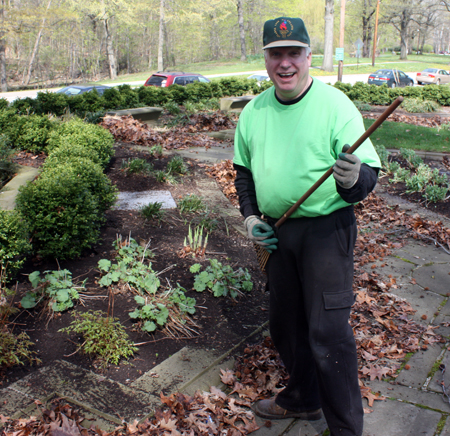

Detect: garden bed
[1, 143, 269, 387]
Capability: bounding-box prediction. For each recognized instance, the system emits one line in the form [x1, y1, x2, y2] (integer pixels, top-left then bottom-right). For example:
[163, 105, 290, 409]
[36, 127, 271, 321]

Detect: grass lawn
[364, 118, 450, 153]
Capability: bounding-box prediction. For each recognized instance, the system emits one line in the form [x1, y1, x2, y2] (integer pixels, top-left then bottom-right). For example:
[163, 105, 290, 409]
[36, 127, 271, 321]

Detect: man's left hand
[333, 145, 361, 189]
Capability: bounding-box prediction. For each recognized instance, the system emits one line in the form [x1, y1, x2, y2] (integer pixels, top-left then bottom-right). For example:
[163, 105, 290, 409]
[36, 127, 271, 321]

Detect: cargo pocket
[316, 289, 355, 345]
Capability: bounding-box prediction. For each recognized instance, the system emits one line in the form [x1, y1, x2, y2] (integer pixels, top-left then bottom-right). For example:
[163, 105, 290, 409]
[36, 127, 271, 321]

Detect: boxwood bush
[46, 118, 114, 167]
[9, 114, 55, 153]
[42, 158, 117, 213]
[0, 210, 31, 287]
[16, 166, 104, 259]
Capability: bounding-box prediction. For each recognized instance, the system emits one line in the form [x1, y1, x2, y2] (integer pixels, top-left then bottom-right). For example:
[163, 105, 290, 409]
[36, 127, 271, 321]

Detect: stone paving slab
[4, 360, 158, 426]
[396, 343, 444, 389]
[361, 397, 442, 436]
[413, 262, 450, 296]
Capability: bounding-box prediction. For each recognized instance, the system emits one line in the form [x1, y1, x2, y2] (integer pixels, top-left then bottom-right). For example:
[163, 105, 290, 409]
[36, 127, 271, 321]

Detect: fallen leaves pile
[100, 116, 216, 150]
[100, 113, 235, 150]
[362, 112, 448, 128]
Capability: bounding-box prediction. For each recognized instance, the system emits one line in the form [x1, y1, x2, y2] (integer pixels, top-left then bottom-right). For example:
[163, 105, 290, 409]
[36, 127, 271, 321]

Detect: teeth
[279, 73, 294, 77]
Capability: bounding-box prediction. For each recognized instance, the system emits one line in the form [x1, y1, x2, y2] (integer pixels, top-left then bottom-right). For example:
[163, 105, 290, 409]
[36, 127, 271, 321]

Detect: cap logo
[274, 19, 293, 39]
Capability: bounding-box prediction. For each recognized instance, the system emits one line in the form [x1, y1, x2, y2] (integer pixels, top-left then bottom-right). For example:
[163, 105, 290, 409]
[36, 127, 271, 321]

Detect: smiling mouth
[278, 73, 295, 78]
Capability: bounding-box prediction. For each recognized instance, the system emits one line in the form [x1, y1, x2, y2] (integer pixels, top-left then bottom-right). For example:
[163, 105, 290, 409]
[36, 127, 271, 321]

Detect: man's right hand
[244, 215, 278, 253]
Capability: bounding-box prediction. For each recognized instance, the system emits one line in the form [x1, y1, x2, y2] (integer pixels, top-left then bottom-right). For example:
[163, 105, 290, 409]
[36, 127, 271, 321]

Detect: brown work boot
[252, 397, 322, 420]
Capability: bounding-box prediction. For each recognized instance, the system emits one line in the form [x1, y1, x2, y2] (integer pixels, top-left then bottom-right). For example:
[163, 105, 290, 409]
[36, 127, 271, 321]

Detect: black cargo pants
[266, 206, 363, 436]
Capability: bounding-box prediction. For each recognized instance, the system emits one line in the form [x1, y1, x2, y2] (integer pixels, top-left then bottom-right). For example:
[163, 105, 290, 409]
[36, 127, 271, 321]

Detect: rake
[255, 96, 404, 272]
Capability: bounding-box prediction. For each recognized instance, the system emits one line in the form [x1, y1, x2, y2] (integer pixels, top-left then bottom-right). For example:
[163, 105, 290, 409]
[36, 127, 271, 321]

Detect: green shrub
[16, 167, 104, 259]
[401, 98, 440, 113]
[140, 202, 163, 221]
[116, 84, 140, 108]
[166, 155, 188, 175]
[44, 142, 102, 167]
[101, 87, 127, 110]
[35, 91, 70, 116]
[0, 211, 31, 287]
[185, 81, 216, 102]
[42, 159, 117, 212]
[0, 135, 18, 188]
[400, 148, 423, 168]
[9, 114, 55, 153]
[217, 77, 251, 97]
[10, 97, 37, 115]
[0, 98, 8, 110]
[168, 84, 188, 105]
[46, 118, 114, 167]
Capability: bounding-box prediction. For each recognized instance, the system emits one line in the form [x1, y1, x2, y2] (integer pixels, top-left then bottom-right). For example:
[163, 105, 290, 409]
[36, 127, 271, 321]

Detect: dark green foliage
[0, 98, 8, 110]
[44, 142, 102, 167]
[185, 81, 215, 102]
[0, 210, 31, 286]
[217, 77, 251, 97]
[16, 167, 103, 259]
[83, 110, 107, 124]
[42, 159, 117, 213]
[0, 135, 18, 188]
[46, 118, 114, 167]
[102, 87, 127, 109]
[168, 84, 188, 104]
[10, 115, 55, 153]
[10, 97, 37, 115]
[35, 92, 70, 116]
[116, 84, 140, 108]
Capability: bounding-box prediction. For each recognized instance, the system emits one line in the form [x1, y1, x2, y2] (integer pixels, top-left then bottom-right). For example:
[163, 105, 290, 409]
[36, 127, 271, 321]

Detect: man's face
[264, 46, 312, 101]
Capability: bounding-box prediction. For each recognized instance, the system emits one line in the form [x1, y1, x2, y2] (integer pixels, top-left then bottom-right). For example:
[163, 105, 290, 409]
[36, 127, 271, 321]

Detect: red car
[144, 71, 210, 87]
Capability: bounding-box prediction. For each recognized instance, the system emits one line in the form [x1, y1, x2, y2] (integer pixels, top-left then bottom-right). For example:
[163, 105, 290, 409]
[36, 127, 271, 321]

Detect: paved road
[0, 69, 419, 103]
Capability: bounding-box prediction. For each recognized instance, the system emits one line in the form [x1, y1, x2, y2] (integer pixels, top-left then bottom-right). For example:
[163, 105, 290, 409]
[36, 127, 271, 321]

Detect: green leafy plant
[140, 202, 164, 221]
[178, 194, 206, 214]
[181, 225, 208, 258]
[20, 269, 86, 313]
[121, 157, 153, 175]
[97, 236, 157, 293]
[163, 101, 181, 115]
[59, 310, 138, 368]
[128, 284, 198, 336]
[166, 155, 188, 176]
[389, 167, 410, 183]
[424, 185, 449, 203]
[0, 328, 41, 370]
[374, 144, 390, 170]
[353, 100, 372, 111]
[190, 259, 253, 299]
[149, 145, 164, 157]
[399, 148, 423, 169]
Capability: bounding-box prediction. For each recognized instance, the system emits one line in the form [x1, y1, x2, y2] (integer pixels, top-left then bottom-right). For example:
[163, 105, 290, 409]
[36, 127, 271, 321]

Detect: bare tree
[236, 0, 246, 61]
[158, 0, 164, 71]
[322, 0, 335, 72]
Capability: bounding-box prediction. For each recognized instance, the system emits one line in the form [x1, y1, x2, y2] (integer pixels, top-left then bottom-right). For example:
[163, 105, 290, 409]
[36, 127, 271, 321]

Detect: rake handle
[274, 96, 404, 228]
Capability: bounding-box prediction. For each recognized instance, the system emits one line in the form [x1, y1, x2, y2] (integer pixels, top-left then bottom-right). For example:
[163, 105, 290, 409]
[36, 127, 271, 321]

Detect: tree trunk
[0, 39, 6, 92]
[158, 0, 164, 71]
[236, 0, 246, 61]
[23, 0, 52, 86]
[322, 0, 335, 72]
[399, 10, 408, 59]
[104, 18, 117, 79]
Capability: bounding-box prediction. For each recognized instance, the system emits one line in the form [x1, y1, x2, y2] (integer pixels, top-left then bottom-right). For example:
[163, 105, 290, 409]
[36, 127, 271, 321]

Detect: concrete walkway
[1, 145, 450, 436]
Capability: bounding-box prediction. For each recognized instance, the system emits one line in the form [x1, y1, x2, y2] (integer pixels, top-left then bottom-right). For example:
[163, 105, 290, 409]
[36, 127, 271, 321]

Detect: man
[233, 17, 381, 436]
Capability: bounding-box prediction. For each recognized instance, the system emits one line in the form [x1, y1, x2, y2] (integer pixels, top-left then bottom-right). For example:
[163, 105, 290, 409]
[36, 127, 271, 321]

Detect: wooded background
[1, 0, 450, 92]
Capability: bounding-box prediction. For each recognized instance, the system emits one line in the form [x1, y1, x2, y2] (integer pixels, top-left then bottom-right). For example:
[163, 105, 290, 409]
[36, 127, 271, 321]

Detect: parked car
[56, 84, 111, 96]
[416, 68, 450, 85]
[144, 71, 210, 87]
[367, 69, 414, 88]
[247, 74, 270, 82]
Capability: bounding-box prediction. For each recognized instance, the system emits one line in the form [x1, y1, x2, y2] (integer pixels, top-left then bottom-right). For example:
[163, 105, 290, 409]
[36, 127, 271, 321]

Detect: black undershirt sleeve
[233, 163, 261, 219]
[336, 163, 379, 204]
[234, 162, 380, 218]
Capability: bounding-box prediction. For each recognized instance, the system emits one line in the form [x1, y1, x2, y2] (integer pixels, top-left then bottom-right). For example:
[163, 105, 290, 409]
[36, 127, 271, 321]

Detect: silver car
[416, 68, 450, 85]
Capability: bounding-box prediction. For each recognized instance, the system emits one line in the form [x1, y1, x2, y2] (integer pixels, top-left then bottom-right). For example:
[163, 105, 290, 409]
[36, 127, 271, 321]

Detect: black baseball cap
[263, 17, 310, 50]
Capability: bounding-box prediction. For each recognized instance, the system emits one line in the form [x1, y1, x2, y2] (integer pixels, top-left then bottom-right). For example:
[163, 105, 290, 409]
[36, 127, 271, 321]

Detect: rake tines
[254, 243, 271, 272]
